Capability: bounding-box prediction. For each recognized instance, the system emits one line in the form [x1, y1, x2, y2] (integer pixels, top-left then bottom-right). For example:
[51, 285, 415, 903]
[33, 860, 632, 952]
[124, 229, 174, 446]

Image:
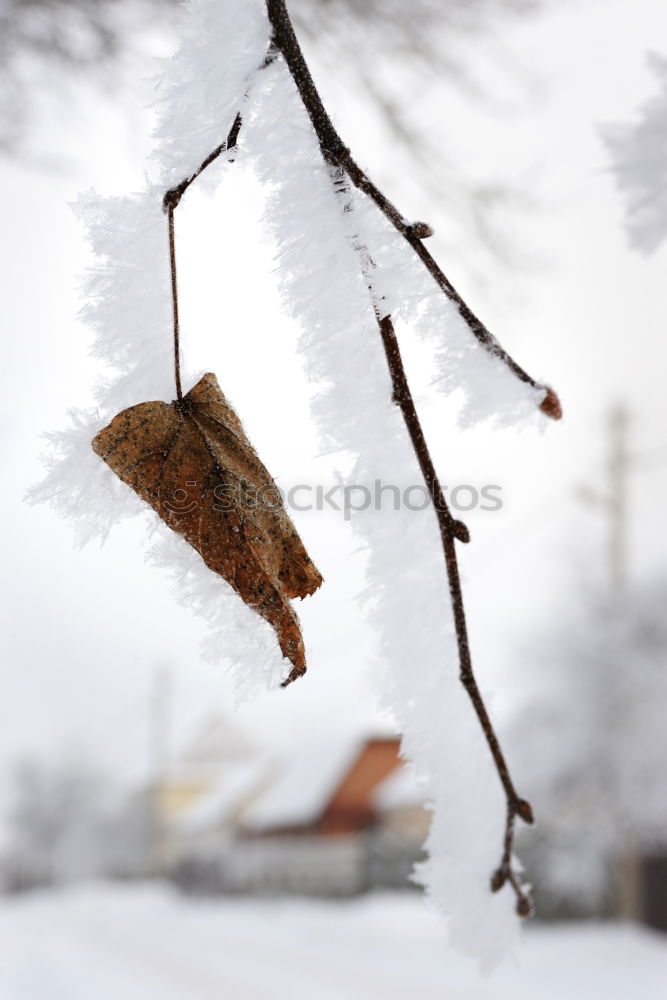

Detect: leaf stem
[161, 47, 279, 404]
[163, 112, 245, 403]
[166, 204, 182, 402]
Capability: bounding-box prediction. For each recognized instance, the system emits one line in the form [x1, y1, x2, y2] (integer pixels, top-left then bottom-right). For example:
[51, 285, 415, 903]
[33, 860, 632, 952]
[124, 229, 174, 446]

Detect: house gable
[318, 738, 402, 835]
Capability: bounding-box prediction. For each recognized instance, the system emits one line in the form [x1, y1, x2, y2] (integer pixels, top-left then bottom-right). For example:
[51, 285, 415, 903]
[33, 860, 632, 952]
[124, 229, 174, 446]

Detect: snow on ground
[0, 884, 665, 999]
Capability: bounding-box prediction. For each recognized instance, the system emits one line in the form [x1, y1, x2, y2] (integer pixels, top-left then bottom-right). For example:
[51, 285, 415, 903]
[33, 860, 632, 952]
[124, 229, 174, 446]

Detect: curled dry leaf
[92, 372, 323, 686]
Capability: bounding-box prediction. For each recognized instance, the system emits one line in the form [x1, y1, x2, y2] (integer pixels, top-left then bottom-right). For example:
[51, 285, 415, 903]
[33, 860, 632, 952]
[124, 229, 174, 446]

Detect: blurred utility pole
[609, 404, 629, 591]
[608, 406, 638, 919]
[148, 665, 172, 876]
[580, 403, 639, 920]
[579, 402, 630, 591]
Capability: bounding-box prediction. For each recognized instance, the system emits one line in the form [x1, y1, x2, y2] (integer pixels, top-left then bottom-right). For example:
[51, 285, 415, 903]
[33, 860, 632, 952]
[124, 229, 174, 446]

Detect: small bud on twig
[516, 798, 534, 824]
[490, 868, 507, 892]
[516, 896, 534, 918]
[452, 519, 470, 543]
[407, 221, 434, 240]
[539, 386, 562, 421]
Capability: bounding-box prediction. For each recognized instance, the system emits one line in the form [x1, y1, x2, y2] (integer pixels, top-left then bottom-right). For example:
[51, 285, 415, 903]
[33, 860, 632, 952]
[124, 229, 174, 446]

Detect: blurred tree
[1, 756, 109, 888]
[604, 52, 667, 254]
[511, 578, 667, 918]
[0, 755, 149, 890]
[0, 0, 166, 154]
[2, 0, 542, 264]
[295, 0, 542, 262]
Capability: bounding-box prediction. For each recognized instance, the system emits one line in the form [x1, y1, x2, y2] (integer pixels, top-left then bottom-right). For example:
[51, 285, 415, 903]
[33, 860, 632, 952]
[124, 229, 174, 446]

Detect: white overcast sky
[1, 0, 666, 801]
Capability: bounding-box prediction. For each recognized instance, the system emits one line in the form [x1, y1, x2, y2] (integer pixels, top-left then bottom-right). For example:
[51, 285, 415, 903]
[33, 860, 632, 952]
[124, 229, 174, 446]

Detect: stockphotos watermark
[161, 480, 504, 521]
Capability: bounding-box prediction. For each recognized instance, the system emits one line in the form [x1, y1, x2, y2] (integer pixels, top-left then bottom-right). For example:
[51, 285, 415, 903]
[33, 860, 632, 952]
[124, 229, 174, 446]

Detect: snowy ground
[0, 885, 665, 999]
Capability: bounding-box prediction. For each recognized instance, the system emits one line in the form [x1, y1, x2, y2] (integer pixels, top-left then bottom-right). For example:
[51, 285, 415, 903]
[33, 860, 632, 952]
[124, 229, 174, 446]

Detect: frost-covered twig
[159, 0, 551, 914]
[377, 311, 534, 916]
[328, 164, 534, 913]
[271, 0, 541, 915]
[163, 111, 243, 215]
[266, 0, 561, 419]
[162, 46, 276, 401]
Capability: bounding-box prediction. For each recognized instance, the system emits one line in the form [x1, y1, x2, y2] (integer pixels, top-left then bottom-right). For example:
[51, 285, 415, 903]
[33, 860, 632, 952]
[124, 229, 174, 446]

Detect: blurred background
[1, 0, 667, 996]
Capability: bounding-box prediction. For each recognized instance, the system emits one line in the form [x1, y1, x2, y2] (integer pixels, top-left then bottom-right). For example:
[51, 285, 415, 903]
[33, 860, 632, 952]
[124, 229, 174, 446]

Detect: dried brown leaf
[92, 373, 323, 685]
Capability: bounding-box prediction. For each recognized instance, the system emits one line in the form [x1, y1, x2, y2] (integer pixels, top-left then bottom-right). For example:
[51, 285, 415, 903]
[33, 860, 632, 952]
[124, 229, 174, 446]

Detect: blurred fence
[172, 830, 424, 898]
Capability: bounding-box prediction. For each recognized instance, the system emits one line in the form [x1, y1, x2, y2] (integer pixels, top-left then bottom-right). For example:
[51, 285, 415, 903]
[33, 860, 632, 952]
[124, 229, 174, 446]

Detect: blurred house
[244, 736, 403, 836]
[169, 733, 429, 897]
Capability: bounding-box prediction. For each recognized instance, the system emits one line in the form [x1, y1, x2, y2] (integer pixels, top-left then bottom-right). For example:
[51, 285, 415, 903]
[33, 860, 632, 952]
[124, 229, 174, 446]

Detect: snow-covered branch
[33, 0, 563, 966]
[158, 0, 554, 926]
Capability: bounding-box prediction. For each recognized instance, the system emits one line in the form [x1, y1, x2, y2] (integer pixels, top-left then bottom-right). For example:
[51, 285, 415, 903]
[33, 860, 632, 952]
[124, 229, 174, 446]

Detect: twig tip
[539, 386, 562, 421]
[490, 868, 507, 892]
[516, 798, 534, 824]
[516, 895, 534, 918]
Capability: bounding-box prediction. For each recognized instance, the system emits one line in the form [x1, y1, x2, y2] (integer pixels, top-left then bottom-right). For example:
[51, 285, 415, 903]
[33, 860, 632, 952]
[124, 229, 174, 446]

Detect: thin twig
[162, 45, 278, 216]
[377, 311, 533, 916]
[162, 51, 277, 403]
[163, 112, 243, 216]
[266, 0, 561, 418]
